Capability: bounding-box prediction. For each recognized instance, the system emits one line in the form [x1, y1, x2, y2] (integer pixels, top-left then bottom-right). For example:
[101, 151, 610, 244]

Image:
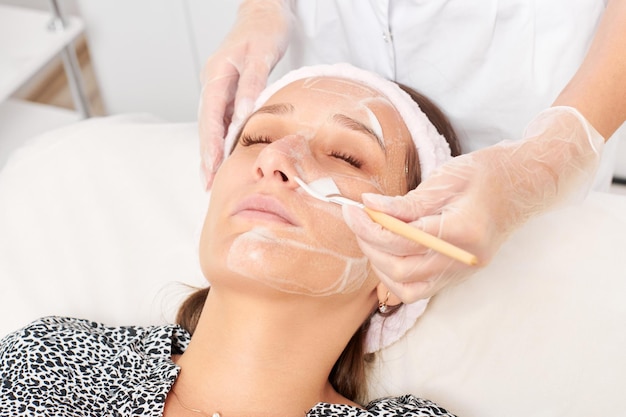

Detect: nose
[253, 134, 309, 188]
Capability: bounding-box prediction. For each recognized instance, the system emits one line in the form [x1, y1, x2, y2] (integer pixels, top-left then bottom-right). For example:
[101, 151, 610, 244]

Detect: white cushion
[368, 191, 626, 416]
[0, 114, 208, 333]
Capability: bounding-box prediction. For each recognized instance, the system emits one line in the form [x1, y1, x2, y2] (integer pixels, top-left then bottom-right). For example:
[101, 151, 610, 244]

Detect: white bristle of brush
[305, 177, 341, 196]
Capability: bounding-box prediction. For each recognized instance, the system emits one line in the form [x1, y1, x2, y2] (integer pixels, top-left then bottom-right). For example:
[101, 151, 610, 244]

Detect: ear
[375, 282, 402, 307]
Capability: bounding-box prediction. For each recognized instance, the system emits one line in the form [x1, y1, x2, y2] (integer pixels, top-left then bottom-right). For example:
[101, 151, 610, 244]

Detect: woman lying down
[0, 63, 461, 416]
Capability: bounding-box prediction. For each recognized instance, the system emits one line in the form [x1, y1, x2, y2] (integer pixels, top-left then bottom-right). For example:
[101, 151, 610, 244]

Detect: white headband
[223, 63, 453, 352]
[224, 63, 452, 179]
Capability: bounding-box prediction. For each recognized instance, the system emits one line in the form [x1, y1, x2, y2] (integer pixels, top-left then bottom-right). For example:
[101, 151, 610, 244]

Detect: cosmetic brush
[294, 176, 478, 266]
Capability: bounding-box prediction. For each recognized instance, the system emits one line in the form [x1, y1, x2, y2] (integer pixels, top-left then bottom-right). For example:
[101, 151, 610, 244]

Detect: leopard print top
[0, 317, 456, 417]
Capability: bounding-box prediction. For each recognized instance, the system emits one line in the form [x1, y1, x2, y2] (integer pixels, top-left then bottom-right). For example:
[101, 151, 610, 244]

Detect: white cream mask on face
[364, 105, 384, 141]
[225, 133, 377, 297]
[220, 73, 415, 297]
[227, 227, 369, 296]
[300, 77, 387, 151]
[217, 63, 455, 352]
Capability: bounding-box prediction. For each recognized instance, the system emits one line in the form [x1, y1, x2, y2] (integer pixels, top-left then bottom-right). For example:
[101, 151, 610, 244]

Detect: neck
[169, 287, 374, 416]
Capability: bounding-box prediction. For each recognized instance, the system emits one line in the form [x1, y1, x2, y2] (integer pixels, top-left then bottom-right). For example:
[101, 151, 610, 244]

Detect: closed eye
[240, 133, 364, 169]
[240, 134, 273, 146]
[330, 151, 363, 169]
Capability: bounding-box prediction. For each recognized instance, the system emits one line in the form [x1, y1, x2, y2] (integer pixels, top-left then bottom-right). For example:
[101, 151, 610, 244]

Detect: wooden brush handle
[363, 207, 478, 266]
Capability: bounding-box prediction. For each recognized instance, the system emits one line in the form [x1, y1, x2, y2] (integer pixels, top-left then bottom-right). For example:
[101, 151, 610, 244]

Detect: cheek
[226, 227, 372, 296]
[198, 193, 226, 279]
[326, 172, 386, 206]
[198, 158, 245, 274]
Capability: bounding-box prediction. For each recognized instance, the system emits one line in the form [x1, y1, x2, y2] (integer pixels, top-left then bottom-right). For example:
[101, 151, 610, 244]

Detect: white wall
[76, 0, 238, 122]
[1, 0, 236, 122]
[0, 0, 79, 14]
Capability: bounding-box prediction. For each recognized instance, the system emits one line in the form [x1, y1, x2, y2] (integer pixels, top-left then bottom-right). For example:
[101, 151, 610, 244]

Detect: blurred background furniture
[0, 1, 92, 168]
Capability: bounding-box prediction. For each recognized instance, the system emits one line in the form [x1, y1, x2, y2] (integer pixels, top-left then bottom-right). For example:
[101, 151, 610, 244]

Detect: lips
[232, 194, 301, 226]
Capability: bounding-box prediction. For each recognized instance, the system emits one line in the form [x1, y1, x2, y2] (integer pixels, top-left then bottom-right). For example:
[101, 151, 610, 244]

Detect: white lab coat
[273, 0, 617, 190]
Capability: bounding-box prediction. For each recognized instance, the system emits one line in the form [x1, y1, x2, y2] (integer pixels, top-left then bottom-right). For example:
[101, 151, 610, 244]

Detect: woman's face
[199, 77, 413, 297]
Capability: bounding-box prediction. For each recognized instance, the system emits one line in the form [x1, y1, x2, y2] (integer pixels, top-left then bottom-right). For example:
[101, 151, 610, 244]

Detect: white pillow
[1, 115, 625, 416]
[368, 190, 626, 416]
[0, 114, 208, 334]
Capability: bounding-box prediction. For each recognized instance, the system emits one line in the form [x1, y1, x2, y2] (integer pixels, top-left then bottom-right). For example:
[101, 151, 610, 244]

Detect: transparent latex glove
[199, 0, 292, 190]
[343, 106, 605, 303]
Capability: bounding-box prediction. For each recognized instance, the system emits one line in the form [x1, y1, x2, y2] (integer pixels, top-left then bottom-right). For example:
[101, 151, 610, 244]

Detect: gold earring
[378, 291, 391, 314]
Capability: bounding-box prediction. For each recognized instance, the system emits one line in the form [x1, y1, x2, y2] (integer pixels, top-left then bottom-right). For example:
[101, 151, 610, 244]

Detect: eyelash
[240, 133, 363, 169]
[330, 151, 363, 169]
[240, 134, 273, 146]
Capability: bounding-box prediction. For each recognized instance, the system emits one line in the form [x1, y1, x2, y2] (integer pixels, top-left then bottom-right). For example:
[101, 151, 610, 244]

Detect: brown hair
[176, 82, 460, 404]
[398, 83, 461, 191]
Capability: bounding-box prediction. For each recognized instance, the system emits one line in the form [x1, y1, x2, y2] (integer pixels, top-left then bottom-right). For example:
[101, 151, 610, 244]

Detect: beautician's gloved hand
[198, 0, 292, 190]
[343, 106, 605, 303]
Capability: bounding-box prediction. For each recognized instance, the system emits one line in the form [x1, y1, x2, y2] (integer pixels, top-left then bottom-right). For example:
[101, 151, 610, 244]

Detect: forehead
[260, 76, 408, 142]
[266, 76, 387, 104]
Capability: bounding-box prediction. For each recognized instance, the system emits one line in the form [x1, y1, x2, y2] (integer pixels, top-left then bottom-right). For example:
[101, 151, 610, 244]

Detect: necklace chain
[171, 389, 222, 417]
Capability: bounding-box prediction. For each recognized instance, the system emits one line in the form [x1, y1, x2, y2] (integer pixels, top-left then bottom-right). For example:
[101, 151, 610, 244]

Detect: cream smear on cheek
[227, 227, 369, 296]
[225, 170, 380, 297]
[224, 81, 395, 297]
[225, 144, 375, 297]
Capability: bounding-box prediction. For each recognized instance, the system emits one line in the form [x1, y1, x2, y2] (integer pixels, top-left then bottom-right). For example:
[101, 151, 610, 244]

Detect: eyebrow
[251, 103, 295, 116]
[331, 114, 385, 151]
